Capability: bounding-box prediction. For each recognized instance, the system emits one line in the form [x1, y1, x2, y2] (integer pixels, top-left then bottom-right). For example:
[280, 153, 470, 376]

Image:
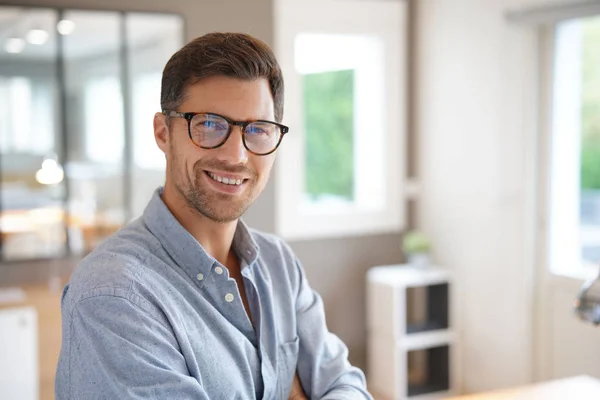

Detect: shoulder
[249, 228, 290, 251]
[248, 227, 297, 263]
[63, 218, 159, 309]
[246, 227, 305, 287]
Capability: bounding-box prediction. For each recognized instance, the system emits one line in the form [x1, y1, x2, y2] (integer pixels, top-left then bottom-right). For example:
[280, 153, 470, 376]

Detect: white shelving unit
[366, 264, 460, 400]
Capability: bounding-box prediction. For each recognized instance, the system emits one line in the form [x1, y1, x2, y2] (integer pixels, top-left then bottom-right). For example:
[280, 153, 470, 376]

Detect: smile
[206, 171, 245, 186]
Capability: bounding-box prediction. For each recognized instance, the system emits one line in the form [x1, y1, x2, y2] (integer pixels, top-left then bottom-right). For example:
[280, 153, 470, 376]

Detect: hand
[288, 372, 307, 400]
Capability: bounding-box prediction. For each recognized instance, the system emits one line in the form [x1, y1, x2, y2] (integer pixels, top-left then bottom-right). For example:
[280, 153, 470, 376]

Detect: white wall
[416, 0, 595, 394]
[416, 0, 535, 393]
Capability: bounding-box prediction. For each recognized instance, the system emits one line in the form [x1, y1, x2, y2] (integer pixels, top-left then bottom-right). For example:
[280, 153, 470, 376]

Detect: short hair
[161, 32, 284, 122]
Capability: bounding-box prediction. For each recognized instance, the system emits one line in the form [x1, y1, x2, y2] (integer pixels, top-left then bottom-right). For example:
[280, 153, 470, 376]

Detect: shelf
[407, 321, 447, 334]
[401, 330, 455, 351]
[406, 283, 449, 334]
[368, 265, 451, 287]
[408, 390, 455, 400]
[367, 264, 458, 399]
[407, 345, 450, 398]
[408, 383, 450, 398]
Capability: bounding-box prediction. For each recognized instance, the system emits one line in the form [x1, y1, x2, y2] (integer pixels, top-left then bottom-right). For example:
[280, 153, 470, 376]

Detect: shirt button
[215, 266, 224, 275]
[225, 293, 235, 303]
[196, 273, 204, 281]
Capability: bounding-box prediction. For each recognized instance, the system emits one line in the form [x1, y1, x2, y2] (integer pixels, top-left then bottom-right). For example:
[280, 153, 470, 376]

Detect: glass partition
[127, 13, 182, 218]
[0, 7, 65, 261]
[0, 6, 183, 261]
[62, 10, 125, 254]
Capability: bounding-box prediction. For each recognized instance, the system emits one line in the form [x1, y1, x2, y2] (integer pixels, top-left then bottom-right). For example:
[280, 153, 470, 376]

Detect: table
[447, 375, 600, 400]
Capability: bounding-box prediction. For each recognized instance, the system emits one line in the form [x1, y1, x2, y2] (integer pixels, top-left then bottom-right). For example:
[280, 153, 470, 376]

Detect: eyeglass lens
[190, 113, 281, 154]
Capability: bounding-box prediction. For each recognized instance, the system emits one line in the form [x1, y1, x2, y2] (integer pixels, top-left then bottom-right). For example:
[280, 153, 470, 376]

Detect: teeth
[208, 172, 244, 186]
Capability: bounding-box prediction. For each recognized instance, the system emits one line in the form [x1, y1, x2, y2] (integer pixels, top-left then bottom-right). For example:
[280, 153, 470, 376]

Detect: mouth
[202, 170, 252, 195]
[205, 171, 247, 186]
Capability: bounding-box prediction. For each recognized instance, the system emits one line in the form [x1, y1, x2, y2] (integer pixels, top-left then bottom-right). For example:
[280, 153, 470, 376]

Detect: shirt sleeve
[294, 260, 374, 400]
[55, 292, 209, 400]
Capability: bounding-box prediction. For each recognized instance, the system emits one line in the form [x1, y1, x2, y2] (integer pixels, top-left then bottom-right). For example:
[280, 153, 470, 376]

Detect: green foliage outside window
[581, 16, 600, 190]
[303, 69, 354, 200]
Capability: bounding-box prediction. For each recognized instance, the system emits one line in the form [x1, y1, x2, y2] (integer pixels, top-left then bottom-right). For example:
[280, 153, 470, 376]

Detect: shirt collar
[233, 219, 260, 267]
[143, 188, 259, 280]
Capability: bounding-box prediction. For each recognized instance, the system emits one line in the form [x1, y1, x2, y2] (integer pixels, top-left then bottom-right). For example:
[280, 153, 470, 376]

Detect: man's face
[157, 76, 277, 223]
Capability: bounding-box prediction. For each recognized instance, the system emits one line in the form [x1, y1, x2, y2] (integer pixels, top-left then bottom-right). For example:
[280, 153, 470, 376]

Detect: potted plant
[402, 230, 432, 268]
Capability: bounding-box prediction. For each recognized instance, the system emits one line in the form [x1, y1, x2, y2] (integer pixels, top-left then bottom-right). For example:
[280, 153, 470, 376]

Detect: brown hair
[161, 32, 284, 122]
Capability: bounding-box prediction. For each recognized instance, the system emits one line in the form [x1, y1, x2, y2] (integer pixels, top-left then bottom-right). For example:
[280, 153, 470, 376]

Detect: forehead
[180, 75, 274, 121]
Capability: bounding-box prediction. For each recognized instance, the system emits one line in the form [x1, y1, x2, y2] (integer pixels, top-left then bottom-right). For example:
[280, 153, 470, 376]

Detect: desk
[447, 375, 600, 400]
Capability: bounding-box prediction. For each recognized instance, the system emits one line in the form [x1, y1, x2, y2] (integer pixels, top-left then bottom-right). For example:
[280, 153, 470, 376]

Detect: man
[55, 32, 372, 399]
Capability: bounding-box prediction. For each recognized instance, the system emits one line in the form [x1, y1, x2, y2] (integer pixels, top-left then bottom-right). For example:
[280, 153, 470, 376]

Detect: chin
[202, 210, 245, 224]
[195, 199, 251, 223]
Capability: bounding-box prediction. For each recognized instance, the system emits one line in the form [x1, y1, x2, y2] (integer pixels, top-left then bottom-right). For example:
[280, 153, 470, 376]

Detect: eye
[247, 125, 266, 134]
[246, 122, 275, 136]
[203, 120, 217, 129]
[194, 115, 228, 131]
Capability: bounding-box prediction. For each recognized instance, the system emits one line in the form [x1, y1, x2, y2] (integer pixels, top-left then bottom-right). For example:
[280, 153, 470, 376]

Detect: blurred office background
[0, 0, 599, 399]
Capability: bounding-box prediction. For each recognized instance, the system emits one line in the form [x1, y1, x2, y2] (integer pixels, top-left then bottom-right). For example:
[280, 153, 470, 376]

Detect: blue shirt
[55, 188, 372, 399]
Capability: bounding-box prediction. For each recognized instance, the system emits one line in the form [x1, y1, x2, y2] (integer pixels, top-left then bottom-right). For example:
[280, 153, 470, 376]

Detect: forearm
[321, 385, 373, 400]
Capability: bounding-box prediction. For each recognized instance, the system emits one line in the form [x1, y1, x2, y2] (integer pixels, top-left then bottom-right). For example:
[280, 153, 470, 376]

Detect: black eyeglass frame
[162, 110, 289, 156]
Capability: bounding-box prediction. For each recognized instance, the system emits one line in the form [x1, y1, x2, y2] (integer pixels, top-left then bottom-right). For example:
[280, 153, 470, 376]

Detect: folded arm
[294, 260, 373, 400]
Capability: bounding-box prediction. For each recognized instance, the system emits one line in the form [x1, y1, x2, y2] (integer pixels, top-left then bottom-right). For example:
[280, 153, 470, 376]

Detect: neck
[161, 183, 237, 267]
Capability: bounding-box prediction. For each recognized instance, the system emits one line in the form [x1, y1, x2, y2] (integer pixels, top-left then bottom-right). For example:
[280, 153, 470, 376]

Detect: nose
[216, 125, 249, 165]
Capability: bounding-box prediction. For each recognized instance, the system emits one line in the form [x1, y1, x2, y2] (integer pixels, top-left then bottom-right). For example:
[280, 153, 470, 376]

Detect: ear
[153, 112, 169, 154]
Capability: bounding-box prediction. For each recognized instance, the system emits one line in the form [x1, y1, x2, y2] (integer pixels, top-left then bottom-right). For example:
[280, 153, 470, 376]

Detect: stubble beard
[178, 162, 259, 224]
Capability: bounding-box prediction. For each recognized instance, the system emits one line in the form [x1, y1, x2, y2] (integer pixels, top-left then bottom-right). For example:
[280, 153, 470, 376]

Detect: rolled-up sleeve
[294, 260, 373, 400]
[55, 291, 209, 400]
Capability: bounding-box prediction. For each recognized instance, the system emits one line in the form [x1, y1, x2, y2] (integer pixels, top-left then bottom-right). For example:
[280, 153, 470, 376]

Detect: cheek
[256, 156, 275, 181]
[170, 141, 201, 181]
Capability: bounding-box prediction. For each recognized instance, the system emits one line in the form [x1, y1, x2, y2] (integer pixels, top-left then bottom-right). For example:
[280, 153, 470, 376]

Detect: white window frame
[542, 16, 600, 280]
[274, 0, 407, 240]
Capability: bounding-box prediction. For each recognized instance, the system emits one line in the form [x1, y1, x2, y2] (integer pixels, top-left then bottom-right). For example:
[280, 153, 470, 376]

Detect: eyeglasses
[574, 262, 600, 325]
[163, 110, 289, 156]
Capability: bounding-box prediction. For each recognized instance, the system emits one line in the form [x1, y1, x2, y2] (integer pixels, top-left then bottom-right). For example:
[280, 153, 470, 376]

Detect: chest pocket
[277, 336, 300, 399]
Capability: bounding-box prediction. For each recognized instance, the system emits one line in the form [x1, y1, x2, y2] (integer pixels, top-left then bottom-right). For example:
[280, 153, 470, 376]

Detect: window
[132, 72, 163, 171]
[274, 0, 407, 240]
[126, 12, 182, 218]
[0, 6, 182, 261]
[0, 77, 54, 155]
[304, 65, 354, 204]
[84, 76, 124, 164]
[548, 15, 600, 276]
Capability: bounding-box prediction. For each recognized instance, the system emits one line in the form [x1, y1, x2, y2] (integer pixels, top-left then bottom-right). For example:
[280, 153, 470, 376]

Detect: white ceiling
[0, 6, 182, 62]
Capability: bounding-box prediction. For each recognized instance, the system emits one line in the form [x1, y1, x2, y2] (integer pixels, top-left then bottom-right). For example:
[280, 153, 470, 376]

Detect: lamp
[57, 20, 76, 35]
[35, 155, 64, 185]
[26, 28, 49, 45]
[5, 37, 25, 54]
[574, 262, 600, 325]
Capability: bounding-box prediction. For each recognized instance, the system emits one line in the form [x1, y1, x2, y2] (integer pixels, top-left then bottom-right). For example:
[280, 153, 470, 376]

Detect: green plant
[402, 231, 431, 254]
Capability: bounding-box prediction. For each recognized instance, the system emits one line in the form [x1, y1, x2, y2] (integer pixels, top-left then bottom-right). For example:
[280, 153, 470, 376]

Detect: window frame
[273, 0, 408, 240]
[540, 15, 600, 280]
